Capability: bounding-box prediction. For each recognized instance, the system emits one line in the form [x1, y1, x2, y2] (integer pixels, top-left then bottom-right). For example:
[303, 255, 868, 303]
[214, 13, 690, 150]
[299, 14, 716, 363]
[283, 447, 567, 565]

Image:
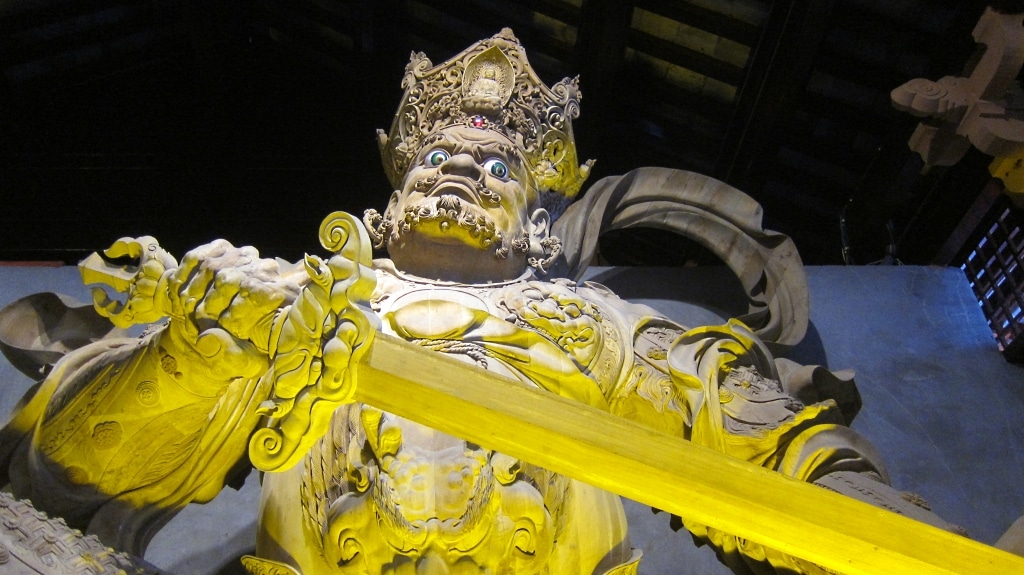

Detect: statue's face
[384, 126, 546, 281]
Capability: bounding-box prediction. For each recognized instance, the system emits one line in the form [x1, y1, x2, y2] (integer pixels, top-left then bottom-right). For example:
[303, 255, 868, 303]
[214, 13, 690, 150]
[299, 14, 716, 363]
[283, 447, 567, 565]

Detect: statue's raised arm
[1, 234, 298, 553]
[0, 210, 378, 556]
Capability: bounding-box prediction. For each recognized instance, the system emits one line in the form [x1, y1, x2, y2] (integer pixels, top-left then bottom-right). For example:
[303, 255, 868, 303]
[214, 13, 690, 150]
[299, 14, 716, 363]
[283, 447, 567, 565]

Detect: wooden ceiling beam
[1, 3, 179, 71]
[404, 0, 578, 53]
[627, 28, 745, 86]
[713, 0, 835, 186]
[572, 0, 633, 178]
[774, 117, 880, 173]
[632, 0, 762, 46]
[642, 103, 727, 148]
[267, 6, 357, 62]
[269, 0, 357, 35]
[758, 181, 845, 224]
[620, 70, 734, 121]
[592, 133, 717, 176]
[0, 0, 152, 34]
[762, 156, 860, 203]
[810, 52, 917, 103]
[515, 0, 583, 28]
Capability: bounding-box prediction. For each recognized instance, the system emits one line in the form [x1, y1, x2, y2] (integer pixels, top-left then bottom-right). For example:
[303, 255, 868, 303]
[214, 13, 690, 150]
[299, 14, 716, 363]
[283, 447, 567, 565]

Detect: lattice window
[961, 201, 1024, 360]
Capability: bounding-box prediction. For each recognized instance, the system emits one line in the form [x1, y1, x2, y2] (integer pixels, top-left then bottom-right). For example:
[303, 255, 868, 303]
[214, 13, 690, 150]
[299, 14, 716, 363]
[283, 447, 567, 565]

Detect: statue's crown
[377, 29, 593, 219]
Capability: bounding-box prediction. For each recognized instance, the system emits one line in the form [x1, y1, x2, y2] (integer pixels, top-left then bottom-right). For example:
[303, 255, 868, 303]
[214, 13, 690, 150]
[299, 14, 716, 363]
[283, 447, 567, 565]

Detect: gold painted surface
[990, 154, 1024, 207]
[352, 334, 1024, 575]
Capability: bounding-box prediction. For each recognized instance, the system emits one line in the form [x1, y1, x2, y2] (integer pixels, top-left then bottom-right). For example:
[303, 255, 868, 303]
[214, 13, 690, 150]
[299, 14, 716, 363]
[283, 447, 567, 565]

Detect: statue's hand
[160, 240, 302, 382]
[168, 239, 301, 351]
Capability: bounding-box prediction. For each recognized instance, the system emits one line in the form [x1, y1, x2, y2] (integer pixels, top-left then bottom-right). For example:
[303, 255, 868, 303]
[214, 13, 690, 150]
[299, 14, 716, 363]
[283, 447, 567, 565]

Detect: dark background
[0, 0, 1018, 267]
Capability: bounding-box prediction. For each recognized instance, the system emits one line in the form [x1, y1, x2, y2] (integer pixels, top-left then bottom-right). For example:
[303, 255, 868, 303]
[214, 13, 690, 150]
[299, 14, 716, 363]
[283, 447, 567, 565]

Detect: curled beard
[390, 195, 529, 260]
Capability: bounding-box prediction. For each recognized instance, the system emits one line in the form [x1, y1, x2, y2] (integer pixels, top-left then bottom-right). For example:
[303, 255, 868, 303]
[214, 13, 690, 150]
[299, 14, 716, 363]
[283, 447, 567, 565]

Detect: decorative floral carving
[497, 280, 605, 370]
[134, 381, 159, 406]
[91, 421, 122, 449]
[248, 211, 378, 473]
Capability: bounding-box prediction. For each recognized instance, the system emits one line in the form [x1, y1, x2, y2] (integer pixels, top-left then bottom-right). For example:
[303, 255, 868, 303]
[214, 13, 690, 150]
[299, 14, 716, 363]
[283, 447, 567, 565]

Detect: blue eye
[484, 158, 510, 180]
[426, 150, 449, 167]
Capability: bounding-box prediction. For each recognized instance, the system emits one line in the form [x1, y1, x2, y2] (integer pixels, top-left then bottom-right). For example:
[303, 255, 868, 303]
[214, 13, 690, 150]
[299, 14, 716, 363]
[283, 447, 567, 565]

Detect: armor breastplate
[255, 272, 637, 574]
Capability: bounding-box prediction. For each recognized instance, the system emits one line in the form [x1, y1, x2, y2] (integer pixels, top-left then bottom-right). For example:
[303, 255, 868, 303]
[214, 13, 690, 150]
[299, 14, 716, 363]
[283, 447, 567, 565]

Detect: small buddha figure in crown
[0, 28, 961, 575]
[463, 63, 506, 116]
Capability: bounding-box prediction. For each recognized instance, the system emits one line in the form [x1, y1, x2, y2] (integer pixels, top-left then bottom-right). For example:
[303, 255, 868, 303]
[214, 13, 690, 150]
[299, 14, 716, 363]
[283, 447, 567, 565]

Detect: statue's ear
[528, 207, 562, 274]
[528, 208, 550, 255]
[377, 128, 401, 192]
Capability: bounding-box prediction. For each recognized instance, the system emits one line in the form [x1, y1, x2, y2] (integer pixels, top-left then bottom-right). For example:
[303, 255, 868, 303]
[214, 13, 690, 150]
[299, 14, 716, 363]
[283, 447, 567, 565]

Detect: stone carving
[0, 490, 167, 574]
[0, 29, 963, 575]
[241, 555, 302, 575]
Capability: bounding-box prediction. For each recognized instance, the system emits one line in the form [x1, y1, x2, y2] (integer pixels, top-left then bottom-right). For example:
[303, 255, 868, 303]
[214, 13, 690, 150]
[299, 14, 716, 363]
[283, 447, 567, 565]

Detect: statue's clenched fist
[84, 236, 305, 382]
[160, 240, 302, 381]
[82, 212, 378, 469]
[168, 239, 302, 352]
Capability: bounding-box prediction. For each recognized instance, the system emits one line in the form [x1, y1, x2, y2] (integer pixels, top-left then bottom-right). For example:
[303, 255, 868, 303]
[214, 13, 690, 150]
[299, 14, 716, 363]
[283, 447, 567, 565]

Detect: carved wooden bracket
[892, 8, 1024, 174]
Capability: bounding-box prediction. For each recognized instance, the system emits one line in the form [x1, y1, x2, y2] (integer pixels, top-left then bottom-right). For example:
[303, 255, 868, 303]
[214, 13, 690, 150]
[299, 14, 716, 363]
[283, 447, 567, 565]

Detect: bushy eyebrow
[425, 135, 524, 167]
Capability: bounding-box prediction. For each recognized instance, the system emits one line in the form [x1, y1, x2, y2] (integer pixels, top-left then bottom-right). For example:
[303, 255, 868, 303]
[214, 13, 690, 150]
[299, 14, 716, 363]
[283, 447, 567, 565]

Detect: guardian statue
[0, 29, 956, 575]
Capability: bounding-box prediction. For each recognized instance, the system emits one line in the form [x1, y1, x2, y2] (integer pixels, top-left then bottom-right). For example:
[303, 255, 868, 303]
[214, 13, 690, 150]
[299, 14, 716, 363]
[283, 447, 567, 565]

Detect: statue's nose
[439, 153, 483, 178]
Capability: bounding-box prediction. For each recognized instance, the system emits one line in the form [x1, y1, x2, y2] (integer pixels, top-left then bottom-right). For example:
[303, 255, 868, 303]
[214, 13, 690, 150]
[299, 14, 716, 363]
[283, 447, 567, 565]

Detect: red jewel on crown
[471, 115, 486, 128]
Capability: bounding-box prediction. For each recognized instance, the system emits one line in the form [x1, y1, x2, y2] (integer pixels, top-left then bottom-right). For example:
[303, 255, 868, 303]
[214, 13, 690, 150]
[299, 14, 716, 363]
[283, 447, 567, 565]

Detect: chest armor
[278, 274, 636, 574]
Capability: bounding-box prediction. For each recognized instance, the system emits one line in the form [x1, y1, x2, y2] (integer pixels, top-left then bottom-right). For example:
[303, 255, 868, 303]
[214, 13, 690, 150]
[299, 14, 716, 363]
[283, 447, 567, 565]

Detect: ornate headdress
[377, 28, 594, 220]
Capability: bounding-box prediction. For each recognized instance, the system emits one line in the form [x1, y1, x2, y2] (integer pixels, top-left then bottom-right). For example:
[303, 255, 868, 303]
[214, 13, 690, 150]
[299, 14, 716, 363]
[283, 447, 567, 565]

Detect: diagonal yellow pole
[354, 334, 1024, 575]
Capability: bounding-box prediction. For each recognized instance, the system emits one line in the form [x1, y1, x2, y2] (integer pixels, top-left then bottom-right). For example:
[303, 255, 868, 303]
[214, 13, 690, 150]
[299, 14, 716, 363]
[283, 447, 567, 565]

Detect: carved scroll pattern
[248, 211, 378, 473]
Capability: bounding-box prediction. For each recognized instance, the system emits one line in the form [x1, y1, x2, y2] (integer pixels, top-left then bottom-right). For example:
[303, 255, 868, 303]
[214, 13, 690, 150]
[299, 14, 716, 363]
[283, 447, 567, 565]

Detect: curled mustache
[413, 175, 503, 206]
[373, 195, 527, 260]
